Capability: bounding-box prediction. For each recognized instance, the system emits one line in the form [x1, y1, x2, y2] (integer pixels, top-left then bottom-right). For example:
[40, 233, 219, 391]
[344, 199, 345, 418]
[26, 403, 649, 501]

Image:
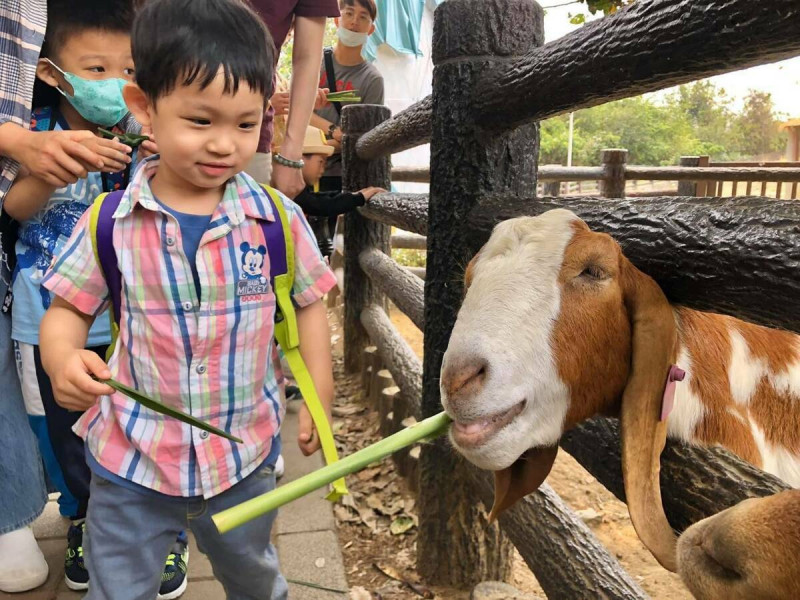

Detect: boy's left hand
[297, 403, 330, 456]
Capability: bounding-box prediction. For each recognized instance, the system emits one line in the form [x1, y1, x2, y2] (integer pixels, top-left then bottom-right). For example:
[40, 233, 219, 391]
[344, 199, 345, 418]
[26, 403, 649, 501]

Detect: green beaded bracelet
[273, 153, 305, 169]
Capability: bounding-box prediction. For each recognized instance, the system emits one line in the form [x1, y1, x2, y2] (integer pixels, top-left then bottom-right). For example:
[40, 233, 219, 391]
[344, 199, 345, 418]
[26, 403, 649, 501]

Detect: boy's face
[130, 72, 264, 191]
[338, 3, 375, 35]
[38, 29, 135, 94]
[302, 154, 327, 186]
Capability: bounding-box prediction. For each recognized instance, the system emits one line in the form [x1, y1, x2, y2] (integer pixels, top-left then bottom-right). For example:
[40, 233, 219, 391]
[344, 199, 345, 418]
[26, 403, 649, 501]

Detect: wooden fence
[334, 0, 800, 597]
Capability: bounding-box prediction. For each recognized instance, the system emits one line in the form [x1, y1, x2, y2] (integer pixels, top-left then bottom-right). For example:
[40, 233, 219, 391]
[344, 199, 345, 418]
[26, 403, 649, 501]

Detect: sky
[542, 3, 800, 118]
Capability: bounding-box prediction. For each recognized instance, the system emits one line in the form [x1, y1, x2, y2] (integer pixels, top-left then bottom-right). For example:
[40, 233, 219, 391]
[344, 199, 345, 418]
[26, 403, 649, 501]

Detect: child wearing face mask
[310, 0, 384, 193]
[3, 1, 189, 597]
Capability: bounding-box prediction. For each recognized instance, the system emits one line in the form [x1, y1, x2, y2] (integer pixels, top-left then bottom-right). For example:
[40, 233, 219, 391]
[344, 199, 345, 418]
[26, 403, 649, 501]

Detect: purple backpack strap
[260, 189, 288, 299]
[95, 190, 126, 326]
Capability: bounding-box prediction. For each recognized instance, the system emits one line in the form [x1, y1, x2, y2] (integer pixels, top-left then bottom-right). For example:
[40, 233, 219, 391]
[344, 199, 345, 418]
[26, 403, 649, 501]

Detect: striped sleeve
[41, 209, 110, 317]
[285, 199, 337, 307]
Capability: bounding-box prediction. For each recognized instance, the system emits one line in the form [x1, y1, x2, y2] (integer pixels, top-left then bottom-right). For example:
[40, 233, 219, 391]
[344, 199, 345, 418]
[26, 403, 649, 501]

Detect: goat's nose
[442, 359, 488, 404]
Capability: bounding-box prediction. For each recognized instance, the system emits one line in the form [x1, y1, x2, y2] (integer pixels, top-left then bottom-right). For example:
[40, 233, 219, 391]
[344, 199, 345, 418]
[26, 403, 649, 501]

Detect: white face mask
[337, 26, 368, 48]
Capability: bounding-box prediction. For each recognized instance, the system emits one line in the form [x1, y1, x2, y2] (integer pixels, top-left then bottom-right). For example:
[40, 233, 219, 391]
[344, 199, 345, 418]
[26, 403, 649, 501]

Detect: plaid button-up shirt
[0, 1, 46, 200]
[43, 158, 337, 497]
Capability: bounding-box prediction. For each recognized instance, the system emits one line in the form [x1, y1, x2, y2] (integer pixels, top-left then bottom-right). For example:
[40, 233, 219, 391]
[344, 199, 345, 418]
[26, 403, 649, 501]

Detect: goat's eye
[579, 265, 606, 280]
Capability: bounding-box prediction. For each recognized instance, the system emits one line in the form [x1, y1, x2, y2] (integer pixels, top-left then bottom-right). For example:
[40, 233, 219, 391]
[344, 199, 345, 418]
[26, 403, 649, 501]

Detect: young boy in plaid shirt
[39, 0, 337, 598]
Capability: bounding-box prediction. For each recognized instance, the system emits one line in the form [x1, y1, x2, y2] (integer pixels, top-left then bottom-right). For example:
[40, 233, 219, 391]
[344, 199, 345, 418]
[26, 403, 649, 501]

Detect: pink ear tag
[660, 365, 686, 421]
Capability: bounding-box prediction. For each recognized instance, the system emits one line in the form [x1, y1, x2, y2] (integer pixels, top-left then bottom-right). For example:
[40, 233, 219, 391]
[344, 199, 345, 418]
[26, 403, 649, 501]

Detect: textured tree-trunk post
[600, 149, 628, 198]
[342, 105, 392, 373]
[418, 0, 542, 586]
[677, 156, 701, 195]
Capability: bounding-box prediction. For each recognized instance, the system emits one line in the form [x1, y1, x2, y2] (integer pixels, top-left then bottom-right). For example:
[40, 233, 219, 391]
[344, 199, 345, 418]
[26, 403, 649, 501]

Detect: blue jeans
[0, 277, 47, 534]
[84, 465, 288, 600]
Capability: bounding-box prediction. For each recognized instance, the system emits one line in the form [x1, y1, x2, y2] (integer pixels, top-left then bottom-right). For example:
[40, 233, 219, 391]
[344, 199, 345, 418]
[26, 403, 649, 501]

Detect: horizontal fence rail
[468, 472, 650, 600]
[467, 194, 800, 333]
[391, 232, 427, 250]
[474, 0, 800, 130]
[561, 419, 791, 534]
[359, 247, 425, 330]
[358, 192, 429, 236]
[355, 96, 433, 161]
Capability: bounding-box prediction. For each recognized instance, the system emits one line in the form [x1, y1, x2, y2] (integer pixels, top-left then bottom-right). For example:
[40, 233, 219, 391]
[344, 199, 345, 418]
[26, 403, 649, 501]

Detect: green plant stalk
[101, 378, 243, 443]
[98, 128, 150, 149]
[212, 411, 452, 533]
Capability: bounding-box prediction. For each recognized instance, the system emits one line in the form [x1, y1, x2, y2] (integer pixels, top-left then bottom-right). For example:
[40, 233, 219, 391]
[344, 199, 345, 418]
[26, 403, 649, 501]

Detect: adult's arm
[272, 16, 327, 198]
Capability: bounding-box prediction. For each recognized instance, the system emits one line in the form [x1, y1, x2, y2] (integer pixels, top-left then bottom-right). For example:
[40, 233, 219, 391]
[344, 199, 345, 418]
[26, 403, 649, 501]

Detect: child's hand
[359, 187, 386, 201]
[315, 88, 329, 109]
[51, 350, 115, 412]
[271, 91, 290, 117]
[297, 403, 332, 456]
[20, 130, 131, 187]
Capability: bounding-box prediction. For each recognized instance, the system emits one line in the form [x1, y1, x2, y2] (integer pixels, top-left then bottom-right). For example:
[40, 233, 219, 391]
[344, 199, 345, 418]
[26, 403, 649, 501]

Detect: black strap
[323, 48, 341, 116]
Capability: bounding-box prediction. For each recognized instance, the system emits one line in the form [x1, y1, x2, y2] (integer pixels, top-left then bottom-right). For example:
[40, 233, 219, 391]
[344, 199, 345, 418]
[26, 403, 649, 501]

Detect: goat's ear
[619, 254, 679, 572]
[488, 445, 558, 521]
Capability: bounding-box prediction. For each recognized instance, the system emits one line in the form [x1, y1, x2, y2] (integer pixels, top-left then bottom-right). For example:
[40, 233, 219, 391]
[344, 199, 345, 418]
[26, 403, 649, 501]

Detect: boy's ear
[123, 83, 153, 129]
[36, 59, 72, 95]
[368, 23, 375, 35]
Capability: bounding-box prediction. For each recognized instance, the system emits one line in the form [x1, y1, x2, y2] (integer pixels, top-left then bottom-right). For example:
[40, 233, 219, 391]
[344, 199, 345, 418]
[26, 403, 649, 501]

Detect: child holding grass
[39, 0, 337, 598]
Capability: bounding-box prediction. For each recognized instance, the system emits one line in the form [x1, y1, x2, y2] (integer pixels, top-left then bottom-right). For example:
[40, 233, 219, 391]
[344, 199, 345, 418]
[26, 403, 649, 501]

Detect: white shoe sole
[65, 575, 89, 591]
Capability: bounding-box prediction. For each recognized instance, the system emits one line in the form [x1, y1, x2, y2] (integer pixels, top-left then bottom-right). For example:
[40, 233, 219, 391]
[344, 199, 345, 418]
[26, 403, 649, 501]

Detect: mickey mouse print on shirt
[236, 241, 269, 298]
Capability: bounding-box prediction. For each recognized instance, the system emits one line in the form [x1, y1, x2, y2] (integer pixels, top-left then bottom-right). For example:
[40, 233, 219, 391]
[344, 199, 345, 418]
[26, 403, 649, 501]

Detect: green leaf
[569, 13, 586, 24]
[390, 516, 415, 535]
[100, 378, 243, 443]
[98, 128, 150, 149]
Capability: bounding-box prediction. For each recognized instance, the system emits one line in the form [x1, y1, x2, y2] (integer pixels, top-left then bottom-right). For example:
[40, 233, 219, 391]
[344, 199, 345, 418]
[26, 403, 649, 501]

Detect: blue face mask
[45, 59, 129, 127]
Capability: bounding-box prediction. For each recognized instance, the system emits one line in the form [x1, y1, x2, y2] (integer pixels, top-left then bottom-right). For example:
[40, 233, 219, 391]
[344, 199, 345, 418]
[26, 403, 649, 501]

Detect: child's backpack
[87, 187, 347, 500]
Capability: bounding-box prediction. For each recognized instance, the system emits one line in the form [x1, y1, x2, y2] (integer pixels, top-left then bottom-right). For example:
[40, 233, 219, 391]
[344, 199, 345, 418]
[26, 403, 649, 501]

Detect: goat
[440, 208, 800, 574]
[677, 489, 800, 600]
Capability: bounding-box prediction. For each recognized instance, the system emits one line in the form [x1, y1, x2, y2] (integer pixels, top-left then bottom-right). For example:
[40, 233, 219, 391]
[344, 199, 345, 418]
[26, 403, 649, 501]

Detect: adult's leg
[191, 466, 288, 600]
[33, 344, 107, 521]
[0, 280, 48, 592]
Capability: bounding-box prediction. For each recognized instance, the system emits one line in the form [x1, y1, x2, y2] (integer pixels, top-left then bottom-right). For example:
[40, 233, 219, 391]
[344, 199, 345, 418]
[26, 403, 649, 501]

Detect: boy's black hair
[339, 0, 377, 22]
[35, 0, 136, 109]
[132, 0, 275, 103]
[41, 0, 136, 59]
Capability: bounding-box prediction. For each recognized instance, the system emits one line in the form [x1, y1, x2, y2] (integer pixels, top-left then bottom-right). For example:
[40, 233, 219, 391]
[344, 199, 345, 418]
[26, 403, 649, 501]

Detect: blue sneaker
[157, 536, 189, 600]
[64, 522, 89, 591]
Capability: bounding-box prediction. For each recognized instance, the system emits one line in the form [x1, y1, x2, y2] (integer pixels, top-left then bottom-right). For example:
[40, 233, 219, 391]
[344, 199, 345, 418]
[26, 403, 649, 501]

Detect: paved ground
[1, 405, 348, 599]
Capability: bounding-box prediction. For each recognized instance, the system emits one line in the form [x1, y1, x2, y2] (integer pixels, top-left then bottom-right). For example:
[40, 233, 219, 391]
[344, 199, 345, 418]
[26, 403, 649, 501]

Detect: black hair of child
[132, 0, 275, 104]
[34, 0, 137, 108]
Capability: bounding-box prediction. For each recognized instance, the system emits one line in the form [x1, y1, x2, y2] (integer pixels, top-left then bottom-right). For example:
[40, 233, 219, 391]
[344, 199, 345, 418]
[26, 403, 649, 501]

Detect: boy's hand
[20, 130, 131, 187]
[51, 350, 114, 412]
[271, 91, 290, 117]
[297, 403, 332, 456]
[359, 187, 386, 201]
[315, 88, 329, 109]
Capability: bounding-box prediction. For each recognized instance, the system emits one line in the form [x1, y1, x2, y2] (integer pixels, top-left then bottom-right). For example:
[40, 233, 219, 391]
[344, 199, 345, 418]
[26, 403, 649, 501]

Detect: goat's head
[677, 490, 800, 600]
[441, 208, 679, 570]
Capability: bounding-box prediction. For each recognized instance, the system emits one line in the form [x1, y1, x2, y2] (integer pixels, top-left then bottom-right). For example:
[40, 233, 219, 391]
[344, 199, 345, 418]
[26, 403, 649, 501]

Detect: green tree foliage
[539, 81, 787, 166]
[568, 0, 634, 24]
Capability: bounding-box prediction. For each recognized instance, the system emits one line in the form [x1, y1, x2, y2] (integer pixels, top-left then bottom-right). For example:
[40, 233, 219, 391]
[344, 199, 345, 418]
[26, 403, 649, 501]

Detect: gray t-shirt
[315, 54, 384, 178]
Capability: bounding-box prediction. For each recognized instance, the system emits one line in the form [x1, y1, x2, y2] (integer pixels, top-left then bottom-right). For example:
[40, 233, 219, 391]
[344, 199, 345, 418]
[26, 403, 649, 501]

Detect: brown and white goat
[440, 209, 800, 575]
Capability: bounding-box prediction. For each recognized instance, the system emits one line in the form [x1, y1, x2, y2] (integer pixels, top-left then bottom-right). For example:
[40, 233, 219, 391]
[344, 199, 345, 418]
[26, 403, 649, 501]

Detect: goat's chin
[449, 400, 563, 471]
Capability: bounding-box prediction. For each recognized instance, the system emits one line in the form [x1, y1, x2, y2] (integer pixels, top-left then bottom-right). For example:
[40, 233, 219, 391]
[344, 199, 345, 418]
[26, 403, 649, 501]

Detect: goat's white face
[440, 210, 578, 470]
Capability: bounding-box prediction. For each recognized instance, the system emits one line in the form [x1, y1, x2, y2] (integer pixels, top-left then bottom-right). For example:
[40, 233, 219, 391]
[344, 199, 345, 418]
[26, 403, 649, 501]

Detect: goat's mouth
[451, 400, 526, 449]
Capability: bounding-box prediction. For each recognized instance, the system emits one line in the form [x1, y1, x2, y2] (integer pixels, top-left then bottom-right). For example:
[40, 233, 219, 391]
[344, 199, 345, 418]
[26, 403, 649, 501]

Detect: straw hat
[300, 126, 334, 156]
